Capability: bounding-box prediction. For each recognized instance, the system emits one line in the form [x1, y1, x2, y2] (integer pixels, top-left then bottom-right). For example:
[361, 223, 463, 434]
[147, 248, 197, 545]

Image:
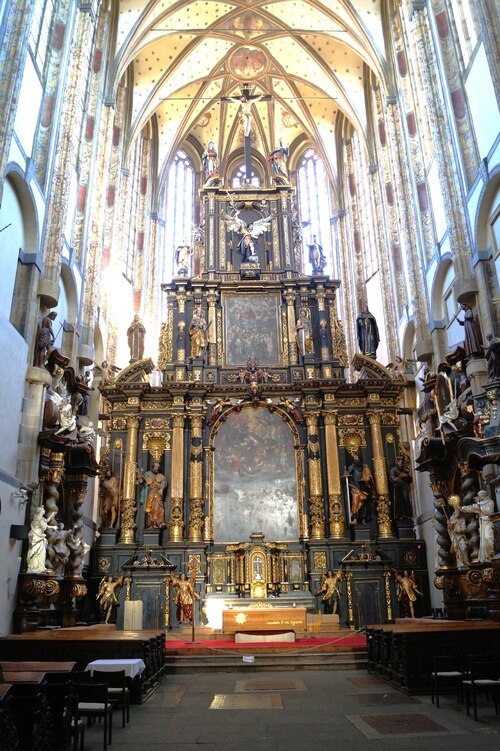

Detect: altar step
[165, 649, 367, 673]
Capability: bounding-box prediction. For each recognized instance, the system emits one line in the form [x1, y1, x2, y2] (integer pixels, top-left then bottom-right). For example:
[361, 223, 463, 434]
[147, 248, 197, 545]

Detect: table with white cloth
[86, 658, 146, 679]
[86, 658, 146, 703]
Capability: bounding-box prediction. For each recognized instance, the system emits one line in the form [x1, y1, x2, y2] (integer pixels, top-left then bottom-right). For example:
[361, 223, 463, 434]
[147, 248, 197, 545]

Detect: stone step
[165, 651, 368, 673]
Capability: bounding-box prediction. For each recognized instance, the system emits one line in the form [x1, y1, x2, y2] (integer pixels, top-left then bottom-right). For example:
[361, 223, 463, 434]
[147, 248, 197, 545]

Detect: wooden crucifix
[223, 84, 271, 181]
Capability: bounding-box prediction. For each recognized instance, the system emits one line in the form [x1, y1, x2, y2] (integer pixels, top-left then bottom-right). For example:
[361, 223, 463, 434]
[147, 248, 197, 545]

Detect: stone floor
[82, 669, 499, 750]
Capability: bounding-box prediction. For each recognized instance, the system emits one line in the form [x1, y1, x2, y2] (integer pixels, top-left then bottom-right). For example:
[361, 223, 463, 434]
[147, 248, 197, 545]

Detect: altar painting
[224, 293, 280, 366]
[213, 408, 298, 542]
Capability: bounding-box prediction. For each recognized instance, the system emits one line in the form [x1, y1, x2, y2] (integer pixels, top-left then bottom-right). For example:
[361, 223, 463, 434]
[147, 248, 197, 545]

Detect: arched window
[297, 149, 334, 274]
[164, 150, 195, 279]
[231, 163, 261, 188]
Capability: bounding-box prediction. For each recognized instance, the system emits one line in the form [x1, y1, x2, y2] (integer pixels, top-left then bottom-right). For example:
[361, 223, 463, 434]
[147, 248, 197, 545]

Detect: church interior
[0, 0, 499, 743]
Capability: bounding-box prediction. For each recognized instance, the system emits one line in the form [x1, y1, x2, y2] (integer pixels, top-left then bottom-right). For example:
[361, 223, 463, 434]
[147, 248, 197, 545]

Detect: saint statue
[317, 569, 342, 615]
[393, 570, 422, 618]
[189, 307, 208, 360]
[27, 507, 57, 574]
[99, 469, 120, 528]
[447, 496, 470, 569]
[97, 575, 124, 624]
[228, 90, 265, 137]
[389, 457, 413, 520]
[267, 140, 289, 180]
[167, 573, 200, 623]
[458, 303, 483, 358]
[222, 209, 271, 264]
[201, 141, 219, 180]
[141, 461, 167, 528]
[356, 307, 380, 359]
[175, 244, 193, 276]
[127, 314, 146, 360]
[296, 306, 314, 356]
[308, 236, 327, 274]
[461, 490, 495, 562]
[34, 311, 57, 367]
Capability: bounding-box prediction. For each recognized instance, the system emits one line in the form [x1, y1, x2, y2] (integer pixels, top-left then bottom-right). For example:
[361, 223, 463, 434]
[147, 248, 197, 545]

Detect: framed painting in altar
[213, 406, 298, 542]
[223, 293, 281, 366]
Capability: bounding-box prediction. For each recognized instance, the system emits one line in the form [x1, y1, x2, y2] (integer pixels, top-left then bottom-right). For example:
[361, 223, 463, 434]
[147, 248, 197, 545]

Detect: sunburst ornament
[235, 612, 248, 624]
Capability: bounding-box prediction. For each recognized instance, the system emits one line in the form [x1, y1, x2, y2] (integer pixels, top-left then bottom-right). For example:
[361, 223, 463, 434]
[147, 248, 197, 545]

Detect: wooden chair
[45, 680, 84, 751]
[71, 681, 112, 751]
[92, 669, 130, 727]
[462, 659, 500, 721]
[430, 654, 466, 708]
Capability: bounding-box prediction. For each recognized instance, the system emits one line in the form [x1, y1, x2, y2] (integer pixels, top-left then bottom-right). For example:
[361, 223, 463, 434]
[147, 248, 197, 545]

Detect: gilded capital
[172, 413, 186, 429]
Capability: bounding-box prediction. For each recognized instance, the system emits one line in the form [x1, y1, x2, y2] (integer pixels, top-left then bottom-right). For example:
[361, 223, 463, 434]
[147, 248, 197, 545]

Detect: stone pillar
[169, 414, 185, 541]
[323, 413, 346, 538]
[304, 413, 325, 539]
[188, 414, 204, 542]
[409, 0, 474, 281]
[368, 412, 393, 538]
[17, 367, 53, 484]
[119, 415, 141, 544]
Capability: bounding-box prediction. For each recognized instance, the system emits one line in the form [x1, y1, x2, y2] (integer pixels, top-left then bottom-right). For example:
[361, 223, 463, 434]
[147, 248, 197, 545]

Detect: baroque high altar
[84, 178, 429, 631]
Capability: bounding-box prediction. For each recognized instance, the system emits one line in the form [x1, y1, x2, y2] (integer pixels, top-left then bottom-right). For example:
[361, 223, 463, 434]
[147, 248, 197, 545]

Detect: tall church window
[29, 0, 55, 76]
[448, 0, 478, 68]
[164, 150, 195, 278]
[297, 149, 333, 274]
[231, 164, 261, 188]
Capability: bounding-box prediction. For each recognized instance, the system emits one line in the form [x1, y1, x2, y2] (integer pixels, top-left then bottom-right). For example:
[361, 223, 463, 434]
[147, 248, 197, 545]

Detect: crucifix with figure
[223, 84, 271, 181]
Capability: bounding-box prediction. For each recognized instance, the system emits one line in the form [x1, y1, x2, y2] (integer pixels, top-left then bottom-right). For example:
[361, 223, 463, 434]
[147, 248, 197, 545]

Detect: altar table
[222, 607, 307, 634]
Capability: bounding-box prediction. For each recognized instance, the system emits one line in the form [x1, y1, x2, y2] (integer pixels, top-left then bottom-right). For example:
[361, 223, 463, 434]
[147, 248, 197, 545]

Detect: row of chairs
[45, 669, 131, 751]
[431, 655, 500, 721]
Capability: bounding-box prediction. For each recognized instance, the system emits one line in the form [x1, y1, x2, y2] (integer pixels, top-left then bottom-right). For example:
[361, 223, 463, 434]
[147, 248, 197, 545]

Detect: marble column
[169, 414, 185, 541]
[304, 413, 325, 539]
[323, 412, 346, 538]
[119, 415, 140, 544]
[368, 412, 393, 538]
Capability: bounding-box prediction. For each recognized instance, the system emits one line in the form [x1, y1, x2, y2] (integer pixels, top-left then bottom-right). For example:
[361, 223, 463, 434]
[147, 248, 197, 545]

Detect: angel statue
[222, 209, 271, 264]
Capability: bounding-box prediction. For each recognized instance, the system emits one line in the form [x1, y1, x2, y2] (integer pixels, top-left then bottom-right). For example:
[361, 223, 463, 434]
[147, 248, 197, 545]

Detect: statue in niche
[461, 490, 495, 562]
[46, 523, 71, 577]
[26, 507, 57, 574]
[389, 456, 413, 520]
[189, 307, 208, 360]
[97, 575, 124, 624]
[222, 210, 271, 263]
[141, 461, 167, 528]
[356, 307, 380, 359]
[317, 569, 342, 615]
[127, 314, 146, 360]
[99, 469, 120, 528]
[393, 570, 422, 618]
[201, 141, 219, 180]
[34, 311, 57, 367]
[484, 333, 500, 382]
[296, 306, 314, 356]
[458, 303, 483, 358]
[346, 453, 376, 525]
[308, 236, 327, 274]
[447, 496, 470, 569]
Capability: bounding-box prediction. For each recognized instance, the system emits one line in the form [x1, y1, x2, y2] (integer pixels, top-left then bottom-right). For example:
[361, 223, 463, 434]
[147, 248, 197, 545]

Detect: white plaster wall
[0, 179, 24, 319]
[13, 56, 43, 159]
[466, 44, 500, 160]
[0, 320, 30, 635]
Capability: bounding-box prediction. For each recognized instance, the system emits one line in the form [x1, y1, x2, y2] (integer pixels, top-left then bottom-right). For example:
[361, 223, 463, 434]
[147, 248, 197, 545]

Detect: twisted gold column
[169, 413, 185, 541]
[120, 415, 141, 543]
[304, 413, 325, 539]
[323, 412, 345, 538]
[368, 411, 393, 538]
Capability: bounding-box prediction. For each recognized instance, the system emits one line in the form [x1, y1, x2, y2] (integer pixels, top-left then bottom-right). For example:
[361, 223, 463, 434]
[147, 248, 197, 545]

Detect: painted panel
[213, 407, 298, 542]
[224, 293, 281, 366]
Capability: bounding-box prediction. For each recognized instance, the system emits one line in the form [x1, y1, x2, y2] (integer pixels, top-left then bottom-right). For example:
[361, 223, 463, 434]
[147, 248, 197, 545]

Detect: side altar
[88, 180, 430, 631]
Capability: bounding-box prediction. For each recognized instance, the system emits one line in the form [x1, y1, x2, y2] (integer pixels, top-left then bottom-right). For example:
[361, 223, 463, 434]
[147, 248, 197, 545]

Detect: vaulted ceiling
[111, 1, 390, 181]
